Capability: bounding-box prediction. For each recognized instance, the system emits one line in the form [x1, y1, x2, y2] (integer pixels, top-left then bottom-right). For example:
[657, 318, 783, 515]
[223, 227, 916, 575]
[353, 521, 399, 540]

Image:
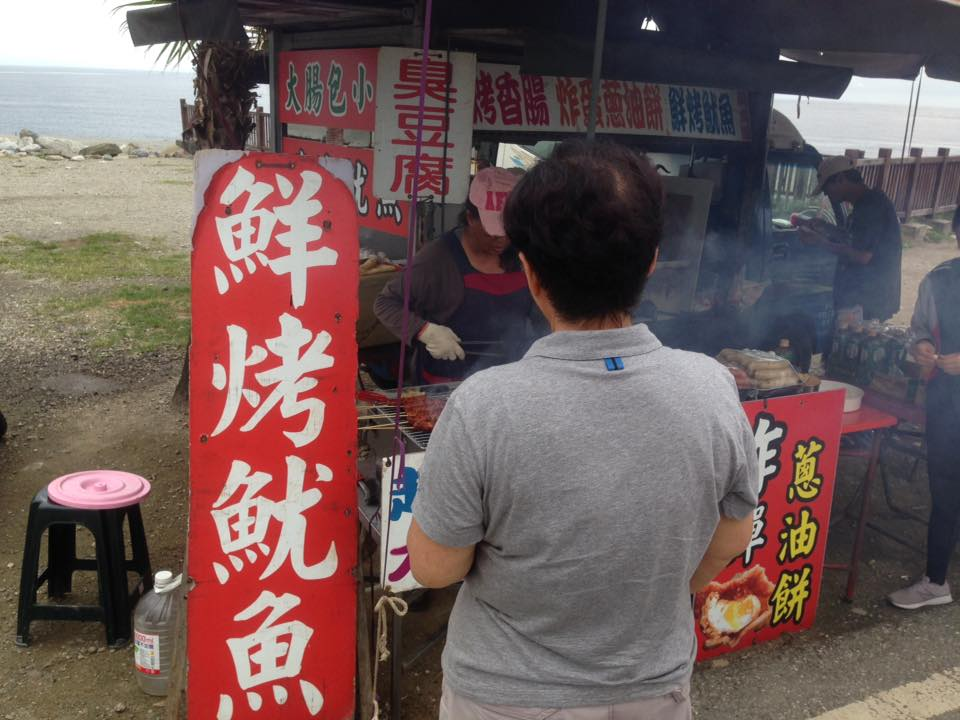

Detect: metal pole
[268, 30, 282, 152]
[894, 77, 917, 213]
[586, 0, 608, 141]
[907, 71, 923, 153]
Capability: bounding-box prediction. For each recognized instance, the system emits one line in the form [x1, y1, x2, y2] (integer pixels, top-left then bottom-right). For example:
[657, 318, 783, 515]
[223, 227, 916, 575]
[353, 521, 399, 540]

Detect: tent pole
[586, 0, 608, 141]
[895, 77, 917, 210]
[907, 71, 923, 153]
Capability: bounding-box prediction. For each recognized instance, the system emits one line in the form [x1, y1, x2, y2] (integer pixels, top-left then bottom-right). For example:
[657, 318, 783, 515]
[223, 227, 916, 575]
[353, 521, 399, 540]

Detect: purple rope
[384, 0, 434, 574]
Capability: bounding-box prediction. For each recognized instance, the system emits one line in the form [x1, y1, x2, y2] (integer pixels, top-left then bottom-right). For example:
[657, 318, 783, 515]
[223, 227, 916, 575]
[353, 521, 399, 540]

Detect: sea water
[0, 65, 269, 143]
[0, 64, 957, 154]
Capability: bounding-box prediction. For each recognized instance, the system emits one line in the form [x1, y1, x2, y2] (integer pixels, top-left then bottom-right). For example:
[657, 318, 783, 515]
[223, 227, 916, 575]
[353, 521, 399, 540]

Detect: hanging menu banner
[373, 47, 477, 204]
[473, 63, 751, 142]
[694, 391, 844, 660]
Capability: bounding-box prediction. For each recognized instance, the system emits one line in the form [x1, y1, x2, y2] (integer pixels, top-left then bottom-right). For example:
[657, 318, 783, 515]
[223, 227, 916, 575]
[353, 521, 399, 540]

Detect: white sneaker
[888, 577, 953, 610]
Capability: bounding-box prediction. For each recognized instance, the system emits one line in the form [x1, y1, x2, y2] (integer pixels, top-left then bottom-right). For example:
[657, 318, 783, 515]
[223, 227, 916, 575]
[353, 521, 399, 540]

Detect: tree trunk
[174, 39, 260, 406]
[172, 344, 189, 411]
[186, 41, 259, 152]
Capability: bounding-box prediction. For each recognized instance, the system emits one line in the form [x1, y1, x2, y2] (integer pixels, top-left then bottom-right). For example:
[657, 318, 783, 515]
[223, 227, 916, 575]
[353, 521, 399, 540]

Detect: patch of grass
[2, 231, 191, 354]
[46, 284, 190, 354]
[923, 228, 950, 244]
[0, 232, 188, 282]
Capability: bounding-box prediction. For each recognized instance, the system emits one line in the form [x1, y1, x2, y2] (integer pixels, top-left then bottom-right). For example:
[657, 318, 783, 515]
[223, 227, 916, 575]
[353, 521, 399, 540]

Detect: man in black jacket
[798, 156, 902, 322]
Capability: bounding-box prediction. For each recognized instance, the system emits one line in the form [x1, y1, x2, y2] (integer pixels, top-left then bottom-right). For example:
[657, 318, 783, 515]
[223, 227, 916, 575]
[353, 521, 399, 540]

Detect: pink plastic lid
[48, 470, 151, 509]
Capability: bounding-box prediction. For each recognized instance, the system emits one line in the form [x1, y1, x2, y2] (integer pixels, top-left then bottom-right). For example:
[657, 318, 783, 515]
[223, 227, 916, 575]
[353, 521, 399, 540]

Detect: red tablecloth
[840, 404, 899, 435]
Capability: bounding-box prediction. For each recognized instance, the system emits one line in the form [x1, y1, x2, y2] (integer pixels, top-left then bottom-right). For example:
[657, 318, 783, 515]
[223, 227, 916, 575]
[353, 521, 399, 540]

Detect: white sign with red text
[380, 452, 425, 593]
[373, 47, 476, 204]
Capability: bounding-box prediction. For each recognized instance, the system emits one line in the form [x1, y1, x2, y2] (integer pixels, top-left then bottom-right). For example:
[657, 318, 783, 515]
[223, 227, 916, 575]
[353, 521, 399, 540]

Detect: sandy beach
[0, 152, 192, 247]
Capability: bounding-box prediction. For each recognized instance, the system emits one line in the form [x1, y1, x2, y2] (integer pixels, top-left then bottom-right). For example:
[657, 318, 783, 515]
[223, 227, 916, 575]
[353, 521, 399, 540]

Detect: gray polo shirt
[413, 324, 758, 707]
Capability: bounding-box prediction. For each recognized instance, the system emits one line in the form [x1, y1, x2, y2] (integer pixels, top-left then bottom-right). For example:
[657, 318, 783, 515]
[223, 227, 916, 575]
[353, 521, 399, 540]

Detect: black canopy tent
[127, 0, 960, 83]
[126, 0, 960, 158]
[126, 0, 960, 357]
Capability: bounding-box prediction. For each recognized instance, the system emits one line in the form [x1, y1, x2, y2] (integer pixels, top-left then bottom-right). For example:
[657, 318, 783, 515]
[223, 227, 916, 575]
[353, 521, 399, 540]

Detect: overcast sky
[0, 0, 190, 73]
[2, 0, 959, 107]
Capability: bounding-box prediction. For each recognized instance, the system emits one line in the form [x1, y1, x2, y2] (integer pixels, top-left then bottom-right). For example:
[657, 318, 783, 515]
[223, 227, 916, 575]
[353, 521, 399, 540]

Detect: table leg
[845, 429, 886, 601]
[391, 608, 402, 720]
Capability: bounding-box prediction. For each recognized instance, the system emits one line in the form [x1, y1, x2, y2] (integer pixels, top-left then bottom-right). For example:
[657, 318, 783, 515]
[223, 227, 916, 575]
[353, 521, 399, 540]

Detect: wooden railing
[179, 99, 273, 151]
[770, 146, 959, 221]
[846, 147, 959, 220]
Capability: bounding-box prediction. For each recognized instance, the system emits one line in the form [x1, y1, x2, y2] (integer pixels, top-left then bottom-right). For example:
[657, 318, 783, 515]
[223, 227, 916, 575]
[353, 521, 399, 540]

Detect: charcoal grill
[357, 383, 457, 450]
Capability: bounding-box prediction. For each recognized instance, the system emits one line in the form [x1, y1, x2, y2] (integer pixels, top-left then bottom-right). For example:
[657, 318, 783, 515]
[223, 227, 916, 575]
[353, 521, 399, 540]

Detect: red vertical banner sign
[189, 153, 359, 719]
[694, 391, 844, 660]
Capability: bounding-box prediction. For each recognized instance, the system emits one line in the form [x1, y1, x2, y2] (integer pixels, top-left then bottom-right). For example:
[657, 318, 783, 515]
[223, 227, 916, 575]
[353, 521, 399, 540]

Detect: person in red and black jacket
[374, 168, 541, 384]
[888, 207, 960, 610]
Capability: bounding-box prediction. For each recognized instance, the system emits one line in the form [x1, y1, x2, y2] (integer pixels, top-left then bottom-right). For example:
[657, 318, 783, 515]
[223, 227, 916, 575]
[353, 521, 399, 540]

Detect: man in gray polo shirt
[408, 141, 758, 719]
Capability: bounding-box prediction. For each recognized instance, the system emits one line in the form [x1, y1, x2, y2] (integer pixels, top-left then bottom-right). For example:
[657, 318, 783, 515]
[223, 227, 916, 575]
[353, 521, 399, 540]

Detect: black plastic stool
[16, 487, 152, 647]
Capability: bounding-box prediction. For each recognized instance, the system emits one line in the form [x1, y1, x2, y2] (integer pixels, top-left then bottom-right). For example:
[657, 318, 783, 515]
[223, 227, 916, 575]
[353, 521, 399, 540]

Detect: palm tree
[114, 2, 264, 151]
[114, 4, 266, 409]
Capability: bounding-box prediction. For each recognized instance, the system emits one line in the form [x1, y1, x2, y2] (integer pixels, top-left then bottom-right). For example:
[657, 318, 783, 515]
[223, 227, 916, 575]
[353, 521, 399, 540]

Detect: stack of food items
[359, 254, 398, 276]
[717, 348, 802, 391]
[401, 391, 447, 432]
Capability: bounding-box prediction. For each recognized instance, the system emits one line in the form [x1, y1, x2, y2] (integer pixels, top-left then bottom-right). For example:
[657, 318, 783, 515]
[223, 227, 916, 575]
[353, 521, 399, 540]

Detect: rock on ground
[37, 136, 82, 157]
[80, 142, 122, 157]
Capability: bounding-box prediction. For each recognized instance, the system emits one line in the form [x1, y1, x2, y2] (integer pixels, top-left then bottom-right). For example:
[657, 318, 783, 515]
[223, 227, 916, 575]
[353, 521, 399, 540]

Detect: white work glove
[418, 323, 465, 361]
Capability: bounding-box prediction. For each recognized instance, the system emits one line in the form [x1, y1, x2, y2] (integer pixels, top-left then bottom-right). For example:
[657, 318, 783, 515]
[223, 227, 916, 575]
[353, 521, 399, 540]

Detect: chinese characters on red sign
[694, 391, 844, 660]
[282, 137, 409, 239]
[279, 49, 378, 131]
[189, 153, 360, 719]
[373, 47, 476, 204]
[473, 63, 750, 142]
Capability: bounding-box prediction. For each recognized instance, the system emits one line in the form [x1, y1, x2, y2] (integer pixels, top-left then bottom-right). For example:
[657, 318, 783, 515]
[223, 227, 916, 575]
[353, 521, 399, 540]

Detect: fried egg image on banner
[703, 593, 761, 634]
[695, 565, 775, 649]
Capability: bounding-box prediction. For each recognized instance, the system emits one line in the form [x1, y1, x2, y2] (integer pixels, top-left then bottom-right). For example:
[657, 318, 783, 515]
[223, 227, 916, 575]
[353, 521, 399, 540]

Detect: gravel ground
[0, 153, 191, 719]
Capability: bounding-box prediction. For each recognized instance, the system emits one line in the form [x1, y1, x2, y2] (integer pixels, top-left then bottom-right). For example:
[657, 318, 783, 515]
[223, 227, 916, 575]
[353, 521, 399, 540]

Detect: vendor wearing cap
[797, 156, 902, 322]
[374, 167, 535, 384]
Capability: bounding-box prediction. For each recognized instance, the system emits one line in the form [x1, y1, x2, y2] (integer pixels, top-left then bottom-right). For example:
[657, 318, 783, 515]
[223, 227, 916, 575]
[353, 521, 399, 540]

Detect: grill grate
[357, 383, 456, 450]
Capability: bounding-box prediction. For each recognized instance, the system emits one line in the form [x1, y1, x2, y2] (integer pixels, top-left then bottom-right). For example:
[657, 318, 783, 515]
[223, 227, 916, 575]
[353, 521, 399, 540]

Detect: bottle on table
[857, 324, 884, 386]
[829, 321, 850, 376]
[776, 338, 798, 367]
[133, 570, 183, 696]
[841, 323, 865, 380]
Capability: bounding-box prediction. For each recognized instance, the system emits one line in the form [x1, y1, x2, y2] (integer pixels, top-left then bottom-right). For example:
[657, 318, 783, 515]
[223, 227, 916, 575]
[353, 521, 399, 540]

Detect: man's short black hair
[503, 140, 662, 322]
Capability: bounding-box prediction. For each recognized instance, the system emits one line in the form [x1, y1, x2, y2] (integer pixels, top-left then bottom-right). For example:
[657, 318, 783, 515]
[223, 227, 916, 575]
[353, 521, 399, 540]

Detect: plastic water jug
[133, 570, 183, 696]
